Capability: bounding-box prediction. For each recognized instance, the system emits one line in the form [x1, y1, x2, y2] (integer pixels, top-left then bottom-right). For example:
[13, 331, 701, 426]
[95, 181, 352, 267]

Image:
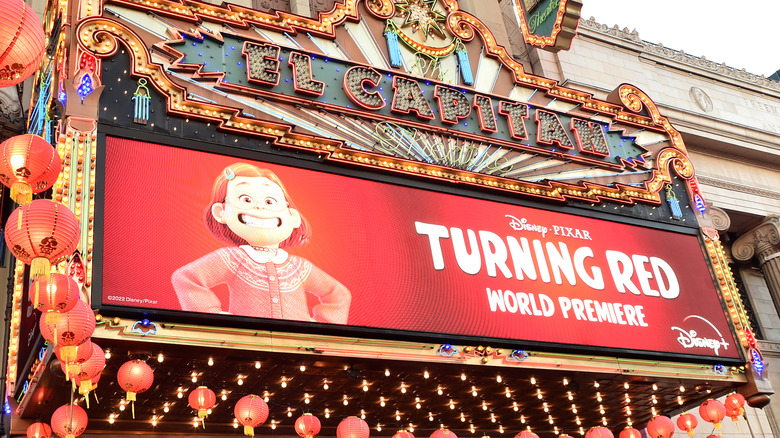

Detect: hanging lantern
[337, 416, 370, 438]
[0, 134, 61, 205]
[677, 412, 698, 436]
[33, 273, 79, 326]
[188, 385, 216, 427]
[393, 431, 414, 438]
[27, 422, 52, 438]
[430, 429, 457, 438]
[295, 413, 321, 438]
[699, 399, 726, 430]
[234, 394, 269, 437]
[618, 428, 641, 438]
[50, 404, 88, 438]
[62, 342, 104, 401]
[514, 433, 539, 438]
[39, 300, 94, 361]
[646, 415, 675, 438]
[117, 359, 153, 418]
[585, 426, 614, 438]
[725, 393, 745, 421]
[5, 199, 80, 280]
[55, 340, 93, 378]
[0, 0, 46, 87]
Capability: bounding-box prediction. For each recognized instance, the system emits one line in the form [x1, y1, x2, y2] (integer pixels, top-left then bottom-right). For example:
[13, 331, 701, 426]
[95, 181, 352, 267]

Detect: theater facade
[7, 0, 772, 436]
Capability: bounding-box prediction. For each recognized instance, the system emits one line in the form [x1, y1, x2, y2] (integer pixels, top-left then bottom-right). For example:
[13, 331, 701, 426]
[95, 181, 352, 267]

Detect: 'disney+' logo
[671, 315, 730, 356]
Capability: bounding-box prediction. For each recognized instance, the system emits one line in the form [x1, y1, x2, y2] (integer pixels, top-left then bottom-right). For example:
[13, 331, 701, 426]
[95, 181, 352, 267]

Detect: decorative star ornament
[395, 0, 447, 40]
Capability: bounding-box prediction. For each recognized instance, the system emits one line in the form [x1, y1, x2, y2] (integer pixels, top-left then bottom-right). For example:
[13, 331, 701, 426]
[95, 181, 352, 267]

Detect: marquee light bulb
[497, 375, 502, 383]
[385, 369, 390, 376]
[461, 373, 466, 381]
[424, 370, 429, 379]
[255, 361, 261, 369]
[208, 357, 214, 366]
[157, 353, 164, 362]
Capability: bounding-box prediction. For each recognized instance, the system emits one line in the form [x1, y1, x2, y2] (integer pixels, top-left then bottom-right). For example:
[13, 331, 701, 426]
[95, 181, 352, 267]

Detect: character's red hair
[205, 163, 311, 248]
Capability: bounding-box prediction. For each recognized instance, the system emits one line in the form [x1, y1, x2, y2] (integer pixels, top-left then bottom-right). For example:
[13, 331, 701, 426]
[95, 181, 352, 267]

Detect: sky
[579, 0, 780, 77]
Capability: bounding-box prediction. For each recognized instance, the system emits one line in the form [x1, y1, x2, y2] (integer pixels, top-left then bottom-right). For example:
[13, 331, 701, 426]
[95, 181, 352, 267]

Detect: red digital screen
[99, 137, 739, 360]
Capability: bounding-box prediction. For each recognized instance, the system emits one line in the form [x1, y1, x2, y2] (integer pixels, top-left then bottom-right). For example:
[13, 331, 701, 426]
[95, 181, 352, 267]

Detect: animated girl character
[171, 163, 351, 324]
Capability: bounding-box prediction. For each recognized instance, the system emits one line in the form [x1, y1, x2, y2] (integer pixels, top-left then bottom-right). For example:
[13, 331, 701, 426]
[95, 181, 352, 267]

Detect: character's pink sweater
[172, 246, 350, 324]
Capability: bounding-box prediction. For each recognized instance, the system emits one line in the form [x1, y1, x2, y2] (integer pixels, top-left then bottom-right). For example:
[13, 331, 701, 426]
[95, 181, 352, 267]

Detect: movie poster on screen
[97, 137, 739, 360]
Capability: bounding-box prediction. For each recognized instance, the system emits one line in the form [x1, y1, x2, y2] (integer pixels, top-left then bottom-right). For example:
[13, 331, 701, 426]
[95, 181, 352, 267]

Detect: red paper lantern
[62, 342, 104, 397]
[618, 428, 641, 438]
[0, 0, 45, 87]
[337, 416, 370, 438]
[188, 386, 216, 421]
[39, 300, 94, 361]
[699, 399, 726, 429]
[585, 426, 613, 438]
[646, 415, 675, 438]
[116, 359, 153, 404]
[5, 199, 80, 280]
[393, 431, 414, 438]
[33, 273, 79, 312]
[27, 422, 52, 438]
[56, 340, 93, 378]
[514, 432, 539, 438]
[50, 404, 88, 438]
[430, 429, 457, 438]
[0, 134, 61, 204]
[725, 393, 745, 420]
[677, 412, 698, 436]
[295, 413, 321, 438]
[234, 394, 269, 437]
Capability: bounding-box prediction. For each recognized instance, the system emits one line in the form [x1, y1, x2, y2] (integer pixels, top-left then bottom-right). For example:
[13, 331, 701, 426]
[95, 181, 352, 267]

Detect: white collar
[240, 245, 289, 264]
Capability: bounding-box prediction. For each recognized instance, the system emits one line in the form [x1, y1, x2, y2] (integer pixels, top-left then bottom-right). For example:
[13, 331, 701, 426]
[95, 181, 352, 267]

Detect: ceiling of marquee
[20, 337, 737, 436]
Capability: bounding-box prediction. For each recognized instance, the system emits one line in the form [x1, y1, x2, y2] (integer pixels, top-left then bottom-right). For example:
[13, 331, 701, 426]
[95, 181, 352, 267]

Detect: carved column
[733, 215, 780, 317]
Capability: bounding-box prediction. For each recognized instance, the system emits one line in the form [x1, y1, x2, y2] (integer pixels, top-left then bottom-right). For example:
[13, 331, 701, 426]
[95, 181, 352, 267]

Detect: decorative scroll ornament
[513, 0, 582, 52]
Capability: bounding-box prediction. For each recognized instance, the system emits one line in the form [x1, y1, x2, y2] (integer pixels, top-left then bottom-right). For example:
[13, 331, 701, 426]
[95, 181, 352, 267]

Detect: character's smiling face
[211, 176, 301, 248]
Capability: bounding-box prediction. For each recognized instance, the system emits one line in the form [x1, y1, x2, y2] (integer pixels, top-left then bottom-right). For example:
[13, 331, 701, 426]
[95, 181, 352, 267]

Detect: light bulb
[255, 361, 261, 369]
[157, 353, 164, 362]
[208, 357, 214, 366]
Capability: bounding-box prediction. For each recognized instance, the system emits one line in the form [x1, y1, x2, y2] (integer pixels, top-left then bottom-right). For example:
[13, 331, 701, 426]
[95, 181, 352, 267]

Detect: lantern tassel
[33, 280, 40, 309]
[198, 408, 208, 419]
[93, 387, 99, 405]
[201, 417, 206, 429]
[30, 257, 51, 281]
[244, 425, 254, 436]
[45, 311, 61, 327]
[126, 391, 136, 419]
[687, 430, 694, 436]
[11, 181, 33, 205]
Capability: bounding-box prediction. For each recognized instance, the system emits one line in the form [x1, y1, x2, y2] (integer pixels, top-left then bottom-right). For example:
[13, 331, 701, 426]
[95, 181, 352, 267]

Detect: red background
[100, 137, 739, 359]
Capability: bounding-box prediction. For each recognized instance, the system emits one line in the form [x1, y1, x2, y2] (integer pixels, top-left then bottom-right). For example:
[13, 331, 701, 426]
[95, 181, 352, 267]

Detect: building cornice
[579, 17, 780, 94]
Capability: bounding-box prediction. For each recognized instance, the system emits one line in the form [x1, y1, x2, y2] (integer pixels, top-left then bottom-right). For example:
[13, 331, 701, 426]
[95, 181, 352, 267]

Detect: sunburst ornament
[395, 0, 447, 40]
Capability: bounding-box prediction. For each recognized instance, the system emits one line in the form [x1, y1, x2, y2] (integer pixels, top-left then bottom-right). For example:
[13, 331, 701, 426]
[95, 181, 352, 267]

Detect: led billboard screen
[98, 136, 739, 360]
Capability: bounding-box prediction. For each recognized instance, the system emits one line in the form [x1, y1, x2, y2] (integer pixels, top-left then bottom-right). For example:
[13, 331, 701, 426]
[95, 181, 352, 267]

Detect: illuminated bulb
[597, 396, 602, 402]
[323, 382, 329, 390]
[385, 369, 390, 377]
[563, 378, 568, 386]
[377, 425, 382, 432]
[109, 417, 115, 424]
[438, 386, 443, 395]
[119, 405, 125, 411]
[520, 415, 526, 424]
[537, 393, 543, 400]
[271, 422, 276, 430]
[461, 373, 467, 381]
[255, 361, 261, 369]
[238, 378, 244, 386]
[482, 402, 487, 411]
[363, 384, 369, 392]
[472, 387, 478, 397]
[530, 377, 536, 385]
[380, 396, 386, 407]
[395, 412, 401, 421]
[233, 423, 239, 429]
[497, 375, 502, 383]
[177, 392, 183, 399]
[424, 370, 429, 379]
[344, 398, 349, 406]
[409, 424, 414, 432]
[500, 425, 504, 433]
[192, 376, 197, 383]
[449, 400, 455, 409]
[505, 388, 511, 398]
[626, 408, 631, 415]
[401, 384, 407, 394]
[221, 394, 227, 401]
[594, 381, 600, 388]
[264, 395, 269, 402]
[513, 404, 519, 412]
[281, 381, 287, 388]
[163, 406, 169, 413]
[300, 365, 306, 372]
[105, 350, 112, 359]
[679, 385, 685, 392]
[207, 409, 212, 415]
[652, 383, 658, 391]
[208, 357, 214, 366]
[288, 411, 293, 418]
[600, 408, 605, 414]
[624, 382, 629, 389]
